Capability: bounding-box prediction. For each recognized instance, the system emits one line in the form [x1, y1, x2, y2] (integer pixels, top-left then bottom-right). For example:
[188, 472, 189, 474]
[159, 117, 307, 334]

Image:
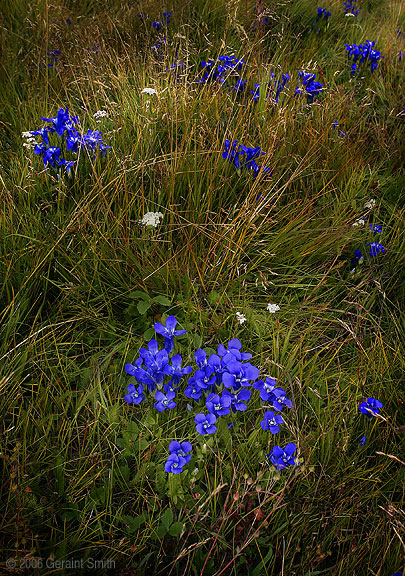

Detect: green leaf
[160, 507, 173, 529]
[129, 291, 151, 301]
[126, 421, 139, 435]
[143, 327, 155, 341]
[168, 521, 183, 537]
[153, 295, 172, 306]
[119, 464, 130, 482]
[251, 547, 273, 575]
[122, 513, 147, 533]
[217, 418, 232, 452]
[137, 300, 151, 315]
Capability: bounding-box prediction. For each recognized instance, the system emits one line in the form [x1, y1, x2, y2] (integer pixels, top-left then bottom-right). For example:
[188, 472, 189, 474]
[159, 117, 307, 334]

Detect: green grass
[0, 0, 404, 574]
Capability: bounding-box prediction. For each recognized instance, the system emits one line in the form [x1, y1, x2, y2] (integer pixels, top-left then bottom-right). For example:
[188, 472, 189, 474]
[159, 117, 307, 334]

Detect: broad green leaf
[137, 300, 151, 315]
[169, 521, 183, 537]
[153, 295, 171, 306]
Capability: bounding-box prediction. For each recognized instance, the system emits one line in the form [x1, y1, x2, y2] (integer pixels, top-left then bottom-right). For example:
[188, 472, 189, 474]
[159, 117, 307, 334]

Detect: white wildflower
[363, 199, 376, 210]
[352, 218, 365, 227]
[141, 87, 158, 96]
[266, 303, 280, 314]
[93, 110, 108, 122]
[21, 131, 37, 150]
[139, 211, 164, 227]
[236, 312, 247, 324]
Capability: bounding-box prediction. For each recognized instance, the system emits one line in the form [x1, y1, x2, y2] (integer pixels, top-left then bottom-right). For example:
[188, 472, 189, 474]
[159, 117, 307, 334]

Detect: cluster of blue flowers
[332, 120, 347, 138]
[359, 398, 383, 418]
[124, 316, 296, 474]
[250, 73, 290, 104]
[222, 139, 272, 179]
[164, 441, 192, 474]
[295, 71, 324, 103]
[345, 40, 381, 75]
[343, 0, 359, 17]
[350, 215, 386, 271]
[197, 54, 244, 91]
[153, 11, 172, 32]
[29, 107, 109, 176]
[316, 7, 332, 22]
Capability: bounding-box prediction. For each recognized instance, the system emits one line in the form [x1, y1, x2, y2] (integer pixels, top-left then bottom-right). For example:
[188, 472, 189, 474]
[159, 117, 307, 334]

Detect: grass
[0, 0, 404, 574]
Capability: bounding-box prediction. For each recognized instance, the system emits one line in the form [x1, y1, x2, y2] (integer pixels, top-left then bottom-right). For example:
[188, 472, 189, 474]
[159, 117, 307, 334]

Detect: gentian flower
[222, 360, 260, 391]
[343, 1, 359, 17]
[154, 390, 176, 412]
[268, 443, 297, 470]
[193, 366, 216, 390]
[254, 377, 277, 401]
[359, 398, 383, 418]
[223, 388, 251, 411]
[154, 315, 187, 353]
[366, 242, 386, 256]
[194, 348, 208, 368]
[269, 388, 293, 411]
[360, 435, 366, 445]
[369, 224, 382, 234]
[184, 378, 203, 401]
[168, 441, 192, 464]
[163, 353, 193, 385]
[260, 410, 284, 433]
[345, 41, 381, 75]
[295, 71, 324, 103]
[195, 413, 217, 435]
[206, 392, 232, 416]
[350, 248, 364, 271]
[316, 7, 331, 21]
[40, 108, 78, 136]
[124, 383, 145, 405]
[164, 453, 186, 474]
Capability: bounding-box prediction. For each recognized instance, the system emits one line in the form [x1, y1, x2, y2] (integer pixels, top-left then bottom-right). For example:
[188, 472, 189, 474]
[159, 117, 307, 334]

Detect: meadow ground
[0, 0, 404, 574]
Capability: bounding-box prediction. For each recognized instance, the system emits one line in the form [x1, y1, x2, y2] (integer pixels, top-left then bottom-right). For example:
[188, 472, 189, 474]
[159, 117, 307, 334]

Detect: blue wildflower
[124, 383, 145, 405]
[269, 388, 293, 412]
[206, 392, 232, 416]
[369, 224, 382, 234]
[345, 41, 381, 75]
[343, 1, 359, 17]
[260, 410, 284, 433]
[359, 398, 383, 418]
[154, 315, 187, 353]
[222, 139, 271, 179]
[164, 453, 186, 474]
[316, 7, 332, 22]
[154, 390, 176, 412]
[184, 379, 203, 401]
[222, 360, 260, 391]
[168, 441, 192, 464]
[360, 435, 366, 445]
[267, 443, 297, 470]
[163, 353, 193, 385]
[295, 71, 324, 103]
[350, 248, 364, 271]
[254, 377, 277, 401]
[223, 388, 251, 412]
[366, 242, 386, 256]
[195, 413, 217, 435]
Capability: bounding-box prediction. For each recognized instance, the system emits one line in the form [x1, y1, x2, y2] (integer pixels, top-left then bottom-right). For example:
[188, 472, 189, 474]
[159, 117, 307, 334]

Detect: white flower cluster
[266, 303, 280, 314]
[93, 110, 109, 122]
[363, 198, 376, 210]
[21, 131, 36, 150]
[139, 212, 164, 227]
[141, 87, 158, 96]
[236, 312, 247, 324]
[352, 217, 365, 227]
